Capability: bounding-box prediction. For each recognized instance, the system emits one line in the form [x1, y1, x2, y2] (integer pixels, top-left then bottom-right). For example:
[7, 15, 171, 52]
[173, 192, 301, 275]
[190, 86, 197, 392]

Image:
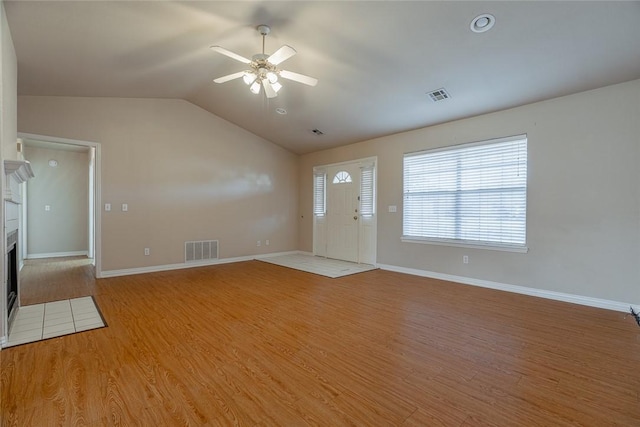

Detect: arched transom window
[332, 171, 352, 184]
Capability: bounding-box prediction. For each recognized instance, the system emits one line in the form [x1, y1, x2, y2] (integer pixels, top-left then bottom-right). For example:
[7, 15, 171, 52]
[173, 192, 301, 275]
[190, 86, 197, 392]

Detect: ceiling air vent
[427, 88, 451, 102]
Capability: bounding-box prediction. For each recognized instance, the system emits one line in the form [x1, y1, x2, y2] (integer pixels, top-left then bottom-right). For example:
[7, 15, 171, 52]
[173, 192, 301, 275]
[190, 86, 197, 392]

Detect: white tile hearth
[259, 253, 377, 278]
[4, 296, 105, 348]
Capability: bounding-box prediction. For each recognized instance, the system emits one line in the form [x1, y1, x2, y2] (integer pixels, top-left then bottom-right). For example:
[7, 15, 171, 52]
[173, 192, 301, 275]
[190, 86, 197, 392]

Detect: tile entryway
[259, 253, 377, 278]
[4, 296, 105, 347]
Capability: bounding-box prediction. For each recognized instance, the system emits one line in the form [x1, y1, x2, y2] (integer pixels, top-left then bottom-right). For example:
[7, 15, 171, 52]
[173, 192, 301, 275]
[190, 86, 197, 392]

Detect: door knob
[353, 216, 358, 220]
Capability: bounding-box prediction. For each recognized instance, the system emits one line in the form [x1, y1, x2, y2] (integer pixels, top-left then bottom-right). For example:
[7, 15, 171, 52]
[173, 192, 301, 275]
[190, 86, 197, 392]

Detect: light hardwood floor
[2, 260, 639, 425]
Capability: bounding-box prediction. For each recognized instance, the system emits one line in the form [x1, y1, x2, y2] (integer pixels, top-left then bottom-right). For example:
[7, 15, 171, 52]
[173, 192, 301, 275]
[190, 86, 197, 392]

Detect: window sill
[401, 236, 528, 253]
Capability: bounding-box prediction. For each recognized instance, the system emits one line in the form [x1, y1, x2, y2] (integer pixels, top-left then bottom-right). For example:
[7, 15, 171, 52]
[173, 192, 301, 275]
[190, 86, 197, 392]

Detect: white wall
[1, 1, 16, 162]
[24, 145, 89, 256]
[0, 0, 18, 343]
[18, 97, 299, 272]
[299, 79, 640, 306]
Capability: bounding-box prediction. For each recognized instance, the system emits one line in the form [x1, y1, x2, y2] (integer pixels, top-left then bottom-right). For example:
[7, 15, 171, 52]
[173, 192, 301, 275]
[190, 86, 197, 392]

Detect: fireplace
[6, 230, 18, 324]
[3, 159, 34, 342]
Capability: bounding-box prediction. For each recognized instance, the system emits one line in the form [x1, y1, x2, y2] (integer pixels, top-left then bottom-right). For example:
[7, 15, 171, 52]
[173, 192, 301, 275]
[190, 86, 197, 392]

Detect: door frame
[18, 132, 102, 278]
[313, 156, 377, 264]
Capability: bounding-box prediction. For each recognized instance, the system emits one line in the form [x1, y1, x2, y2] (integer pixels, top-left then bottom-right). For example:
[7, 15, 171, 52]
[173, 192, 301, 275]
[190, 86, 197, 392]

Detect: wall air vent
[185, 240, 219, 263]
[427, 88, 451, 102]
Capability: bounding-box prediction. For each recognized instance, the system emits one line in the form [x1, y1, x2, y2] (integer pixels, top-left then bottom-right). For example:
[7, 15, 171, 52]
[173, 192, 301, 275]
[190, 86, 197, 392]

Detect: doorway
[313, 157, 377, 265]
[18, 133, 102, 304]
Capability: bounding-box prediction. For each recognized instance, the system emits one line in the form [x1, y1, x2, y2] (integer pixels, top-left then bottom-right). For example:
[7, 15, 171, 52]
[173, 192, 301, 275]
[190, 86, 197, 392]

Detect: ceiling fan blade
[262, 80, 278, 98]
[267, 45, 296, 65]
[279, 70, 318, 87]
[213, 71, 246, 84]
[210, 46, 252, 64]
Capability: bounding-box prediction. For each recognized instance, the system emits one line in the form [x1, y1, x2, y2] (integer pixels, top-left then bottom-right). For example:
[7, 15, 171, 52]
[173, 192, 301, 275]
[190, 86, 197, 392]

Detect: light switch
[122, 203, 128, 212]
[388, 205, 397, 213]
[105, 203, 111, 211]
[45, 205, 51, 211]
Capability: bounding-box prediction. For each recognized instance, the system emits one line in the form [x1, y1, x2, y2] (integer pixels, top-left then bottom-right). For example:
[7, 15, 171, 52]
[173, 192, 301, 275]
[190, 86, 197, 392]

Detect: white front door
[326, 163, 360, 262]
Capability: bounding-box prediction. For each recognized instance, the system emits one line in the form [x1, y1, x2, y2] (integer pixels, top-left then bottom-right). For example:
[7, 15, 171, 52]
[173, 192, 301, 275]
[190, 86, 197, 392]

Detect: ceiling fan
[211, 25, 318, 98]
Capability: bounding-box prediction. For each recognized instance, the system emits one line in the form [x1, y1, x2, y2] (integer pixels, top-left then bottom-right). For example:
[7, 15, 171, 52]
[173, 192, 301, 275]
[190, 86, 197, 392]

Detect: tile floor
[259, 253, 377, 278]
[4, 296, 105, 348]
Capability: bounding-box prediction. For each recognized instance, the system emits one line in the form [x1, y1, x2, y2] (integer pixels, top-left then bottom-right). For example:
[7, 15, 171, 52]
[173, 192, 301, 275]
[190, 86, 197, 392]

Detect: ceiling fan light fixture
[211, 24, 318, 99]
[266, 71, 278, 84]
[250, 81, 261, 94]
[243, 71, 257, 85]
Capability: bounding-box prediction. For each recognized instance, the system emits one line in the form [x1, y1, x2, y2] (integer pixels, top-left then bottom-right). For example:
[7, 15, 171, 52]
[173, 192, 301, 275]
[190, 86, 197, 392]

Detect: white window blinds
[313, 171, 326, 216]
[403, 135, 527, 248]
[360, 166, 375, 216]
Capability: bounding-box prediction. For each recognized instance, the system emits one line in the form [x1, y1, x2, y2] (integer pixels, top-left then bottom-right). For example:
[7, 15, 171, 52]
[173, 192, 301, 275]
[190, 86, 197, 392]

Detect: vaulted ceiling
[5, 1, 640, 154]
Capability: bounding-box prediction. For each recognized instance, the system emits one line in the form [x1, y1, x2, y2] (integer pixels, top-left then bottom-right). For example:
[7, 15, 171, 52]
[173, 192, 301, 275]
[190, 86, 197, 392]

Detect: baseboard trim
[27, 251, 89, 259]
[99, 255, 253, 278]
[96, 254, 638, 314]
[99, 250, 301, 278]
[377, 263, 637, 313]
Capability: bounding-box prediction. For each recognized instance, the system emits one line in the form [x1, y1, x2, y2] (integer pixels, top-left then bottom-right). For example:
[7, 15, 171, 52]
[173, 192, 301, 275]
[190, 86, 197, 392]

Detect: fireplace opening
[7, 230, 18, 323]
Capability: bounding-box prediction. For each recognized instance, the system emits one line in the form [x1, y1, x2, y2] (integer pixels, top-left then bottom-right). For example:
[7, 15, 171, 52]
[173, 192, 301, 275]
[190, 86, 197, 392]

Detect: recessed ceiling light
[470, 14, 495, 33]
[275, 108, 287, 115]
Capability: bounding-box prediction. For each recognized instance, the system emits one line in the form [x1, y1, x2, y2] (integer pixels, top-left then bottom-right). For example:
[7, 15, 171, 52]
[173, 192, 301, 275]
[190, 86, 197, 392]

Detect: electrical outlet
[144, 248, 150, 256]
[257, 240, 261, 247]
[463, 255, 469, 264]
[265, 239, 270, 246]
[122, 203, 128, 212]
[105, 203, 111, 211]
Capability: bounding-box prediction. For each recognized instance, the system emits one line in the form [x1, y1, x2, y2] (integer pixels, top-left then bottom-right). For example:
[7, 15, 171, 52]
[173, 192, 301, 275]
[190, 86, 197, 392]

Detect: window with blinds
[360, 166, 375, 216]
[313, 171, 326, 216]
[403, 135, 527, 249]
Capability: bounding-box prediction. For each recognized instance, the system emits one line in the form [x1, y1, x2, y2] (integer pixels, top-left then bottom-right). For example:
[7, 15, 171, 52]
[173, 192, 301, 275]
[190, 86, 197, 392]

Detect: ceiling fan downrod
[257, 24, 270, 55]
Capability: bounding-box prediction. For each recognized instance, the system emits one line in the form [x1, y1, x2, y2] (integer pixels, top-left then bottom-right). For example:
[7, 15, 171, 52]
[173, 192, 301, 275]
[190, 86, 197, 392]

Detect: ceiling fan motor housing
[257, 25, 271, 36]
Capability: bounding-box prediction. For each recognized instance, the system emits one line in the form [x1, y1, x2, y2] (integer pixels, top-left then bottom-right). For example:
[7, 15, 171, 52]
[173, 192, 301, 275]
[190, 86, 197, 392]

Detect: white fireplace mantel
[4, 160, 34, 203]
[4, 160, 34, 183]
